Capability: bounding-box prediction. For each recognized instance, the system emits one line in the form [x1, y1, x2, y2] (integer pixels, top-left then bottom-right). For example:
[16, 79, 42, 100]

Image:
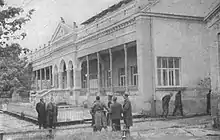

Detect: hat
[107, 92, 113, 96]
[124, 92, 129, 97]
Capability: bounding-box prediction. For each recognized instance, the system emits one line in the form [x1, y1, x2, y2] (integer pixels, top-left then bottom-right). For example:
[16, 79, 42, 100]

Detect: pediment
[50, 22, 73, 43]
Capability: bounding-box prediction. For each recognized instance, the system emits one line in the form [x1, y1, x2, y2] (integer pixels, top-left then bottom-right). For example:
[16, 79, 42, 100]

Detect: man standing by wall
[110, 96, 123, 131]
[122, 93, 133, 133]
[207, 90, 211, 115]
[161, 93, 173, 118]
[173, 91, 184, 116]
[36, 98, 46, 129]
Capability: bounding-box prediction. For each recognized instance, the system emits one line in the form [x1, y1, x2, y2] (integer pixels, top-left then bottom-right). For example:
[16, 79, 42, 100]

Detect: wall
[153, 17, 211, 115]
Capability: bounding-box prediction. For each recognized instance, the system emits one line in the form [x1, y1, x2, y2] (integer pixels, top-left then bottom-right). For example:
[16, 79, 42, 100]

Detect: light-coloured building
[28, 0, 220, 116]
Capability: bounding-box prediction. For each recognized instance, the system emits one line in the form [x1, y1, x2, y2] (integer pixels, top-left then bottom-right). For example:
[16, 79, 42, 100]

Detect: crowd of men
[90, 93, 133, 132]
[36, 98, 58, 129]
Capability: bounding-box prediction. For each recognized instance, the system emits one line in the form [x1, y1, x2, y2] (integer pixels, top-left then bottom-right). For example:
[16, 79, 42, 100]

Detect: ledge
[156, 87, 187, 91]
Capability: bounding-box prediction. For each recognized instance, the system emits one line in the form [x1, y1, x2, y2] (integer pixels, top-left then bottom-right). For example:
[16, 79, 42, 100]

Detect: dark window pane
[174, 58, 180, 68]
[168, 58, 173, 68]
[163, 69, 167, 86]
[175, 70, 180, 85]
[169, 70, 174, 86]
[157, 57, 161, 68]
[157, 69, 161, 86]
[162, 58, 168, 68]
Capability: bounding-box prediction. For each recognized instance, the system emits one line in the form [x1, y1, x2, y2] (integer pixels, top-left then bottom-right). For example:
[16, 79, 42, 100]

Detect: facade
[28, 0, 220, 116]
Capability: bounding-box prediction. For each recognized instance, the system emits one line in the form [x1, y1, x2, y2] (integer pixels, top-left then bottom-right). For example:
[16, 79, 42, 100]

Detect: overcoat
[123, 99, 133, 127]
[36, 101, 46, 124]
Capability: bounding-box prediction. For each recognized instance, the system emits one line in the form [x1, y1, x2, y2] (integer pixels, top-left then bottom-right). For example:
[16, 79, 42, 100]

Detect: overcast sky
[6, 0, 120, 50]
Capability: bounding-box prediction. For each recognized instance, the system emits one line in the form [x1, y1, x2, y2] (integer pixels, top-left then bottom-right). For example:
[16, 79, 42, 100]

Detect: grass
[14, 131, 145, 140]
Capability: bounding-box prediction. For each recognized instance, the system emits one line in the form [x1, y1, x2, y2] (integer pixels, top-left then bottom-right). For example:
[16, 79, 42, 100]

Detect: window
[118, 68, 125, 87]
[157, 57, 180, 87]
[130, 66, 138, 86]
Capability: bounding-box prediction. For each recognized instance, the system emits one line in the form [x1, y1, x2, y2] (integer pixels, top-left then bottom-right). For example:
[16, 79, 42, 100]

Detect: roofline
[204, 2, 220, 22]
[81, 0, 134, 25]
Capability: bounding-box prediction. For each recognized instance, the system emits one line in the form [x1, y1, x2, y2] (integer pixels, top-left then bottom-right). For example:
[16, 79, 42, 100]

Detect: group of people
[90, 93, 133, 132]
[161, 90, 212, 118]
[36, 98, 58, 129]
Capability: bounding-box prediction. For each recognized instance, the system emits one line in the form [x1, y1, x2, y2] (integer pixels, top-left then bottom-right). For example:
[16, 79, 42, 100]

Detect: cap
[113, 96, 117, 101]
[107, 92, 113, 96]
[124, 92, 129, 97]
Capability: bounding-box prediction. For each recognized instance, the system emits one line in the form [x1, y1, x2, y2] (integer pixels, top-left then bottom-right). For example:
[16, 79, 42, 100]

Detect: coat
[123, 99, 133, 127]
[36, 101, 46, 124]
[90, 100, 109, 130]
[162, 95, 171, 108]
[110, 102, 123, 120]
[174, 92, 182, 106]
[46, 102, 58, 126]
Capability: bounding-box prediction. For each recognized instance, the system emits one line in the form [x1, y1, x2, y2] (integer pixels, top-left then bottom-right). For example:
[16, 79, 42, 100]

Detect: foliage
[0, 0, 34, 97]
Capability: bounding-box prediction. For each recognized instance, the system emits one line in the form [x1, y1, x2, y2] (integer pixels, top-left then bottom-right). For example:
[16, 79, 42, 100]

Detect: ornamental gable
[50, 22, 73, 43]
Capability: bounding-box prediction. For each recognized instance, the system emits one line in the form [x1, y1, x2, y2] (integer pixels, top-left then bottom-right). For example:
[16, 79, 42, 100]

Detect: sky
[5, 0, 120, 51]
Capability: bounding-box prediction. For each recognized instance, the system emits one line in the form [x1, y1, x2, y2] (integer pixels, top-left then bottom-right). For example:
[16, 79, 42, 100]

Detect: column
[97, 52, 100, 95]
[124, 44, 128, 92]
[109, 49, 113, 92]
[73, 68, 81, 90]
[49, 66, 52, 88]
[86, 56, 90, 94]
[67, 68, 71, 89]
[44, 68, 47, 89]
[136, 15, 156, 115]
[59, 71, 63, 89]
[35, 71, 38, 90]
[40, 69, 42, 90]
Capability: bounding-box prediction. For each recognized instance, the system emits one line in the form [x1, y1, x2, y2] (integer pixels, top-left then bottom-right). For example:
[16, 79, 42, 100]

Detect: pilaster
[136, 15, 156, 115]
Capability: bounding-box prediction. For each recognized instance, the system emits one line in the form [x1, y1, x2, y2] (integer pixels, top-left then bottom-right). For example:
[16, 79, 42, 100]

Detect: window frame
[156, 57, 181, 88]
[130, 65, 138, 86]
[118, 68, 126, 87]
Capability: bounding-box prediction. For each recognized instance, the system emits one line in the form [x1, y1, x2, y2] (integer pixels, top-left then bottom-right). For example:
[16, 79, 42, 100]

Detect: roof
[81, 0, 133, 25]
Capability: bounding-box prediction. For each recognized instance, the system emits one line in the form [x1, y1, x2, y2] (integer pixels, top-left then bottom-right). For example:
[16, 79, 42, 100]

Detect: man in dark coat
[110, 96, 123, 131]
[90, 96, 109, 132]
[162, 93, 173, 118]
[90, 100, 96, 127]
[173, 91, 183, 116]
[47, 98, 58, 129]
[122, 93, 133, 132]
[207, 90, 211, 115]
[36, 98, 46, 129]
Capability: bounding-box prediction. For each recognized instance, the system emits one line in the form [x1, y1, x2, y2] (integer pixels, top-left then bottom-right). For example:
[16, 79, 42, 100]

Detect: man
[110, 96, 123, 131]
[122, 93, 133, 133]
[107, 93, 113, 126]
[47, 98, 58, 129]
[161, 93, 173, 118]
[207, 90, 211, 115]
[90, 96, 109, 132]
[90, 100, 96, 127]
[173, 91, 184, 116]
[36, 98, 46, 129]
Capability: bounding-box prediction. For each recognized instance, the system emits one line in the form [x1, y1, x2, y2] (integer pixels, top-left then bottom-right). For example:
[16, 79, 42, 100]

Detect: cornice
[136, 12, 204, 22]
[204, 2, 220, 22]
[75, 16, 136, 46]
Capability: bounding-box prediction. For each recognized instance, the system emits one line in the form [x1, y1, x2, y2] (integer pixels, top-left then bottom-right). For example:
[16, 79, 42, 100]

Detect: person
[207, 90, 211, 115]
[107, 93, 113, 126]
[36, 98, 46, 129]
[90, 100, 96, 127]
[161, 93, 173, 118]
[173, 90, 184, 116]
[47, 98, 58, 129]
[110, 96, 123, 131]
[90, 96, 109, 132]
[122, 93, 133, 133]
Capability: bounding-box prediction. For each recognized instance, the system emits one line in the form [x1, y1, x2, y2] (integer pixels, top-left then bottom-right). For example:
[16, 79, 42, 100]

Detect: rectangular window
[130, 65, 138, 86]
[118, 68, 125, 87]
[157, 57, 181, 87]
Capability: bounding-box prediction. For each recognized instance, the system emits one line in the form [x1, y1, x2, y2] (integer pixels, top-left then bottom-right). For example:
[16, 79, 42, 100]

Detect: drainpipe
[149, 9, 156, 117]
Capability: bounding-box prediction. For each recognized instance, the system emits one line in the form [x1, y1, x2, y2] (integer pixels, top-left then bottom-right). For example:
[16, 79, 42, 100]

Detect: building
[28, 0, 220, 116]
